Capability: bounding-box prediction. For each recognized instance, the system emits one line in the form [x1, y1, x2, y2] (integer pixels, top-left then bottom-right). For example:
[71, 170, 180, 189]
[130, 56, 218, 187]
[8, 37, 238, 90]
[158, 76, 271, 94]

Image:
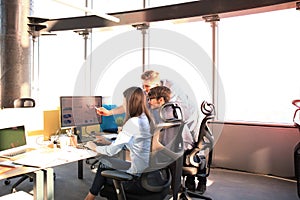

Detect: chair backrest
[145, 102, 184, 170]
[141, 102, 185, 200]
[198, 101, 215, 144]
[184, 101, 215, 170]
[293, 100, 300, 128]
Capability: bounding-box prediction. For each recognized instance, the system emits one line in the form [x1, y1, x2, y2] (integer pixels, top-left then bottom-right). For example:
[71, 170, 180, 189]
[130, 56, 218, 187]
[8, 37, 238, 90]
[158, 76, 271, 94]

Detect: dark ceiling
[30, 0, 299, 32]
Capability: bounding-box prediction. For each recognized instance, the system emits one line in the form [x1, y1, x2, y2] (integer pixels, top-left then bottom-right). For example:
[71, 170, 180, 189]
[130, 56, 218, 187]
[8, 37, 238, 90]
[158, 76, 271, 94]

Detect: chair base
[100, 183, 170, 200]
[179, 187, 212, 200]
[85, 157, 99, 169]
[5, 173, 55, 193]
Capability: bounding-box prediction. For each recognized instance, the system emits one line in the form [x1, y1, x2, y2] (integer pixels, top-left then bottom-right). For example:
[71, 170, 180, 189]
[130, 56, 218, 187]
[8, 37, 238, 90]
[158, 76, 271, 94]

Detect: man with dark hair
[147, 84, 206, 193]
[141, 70, 200, 150]
[147, 86, 171, 108]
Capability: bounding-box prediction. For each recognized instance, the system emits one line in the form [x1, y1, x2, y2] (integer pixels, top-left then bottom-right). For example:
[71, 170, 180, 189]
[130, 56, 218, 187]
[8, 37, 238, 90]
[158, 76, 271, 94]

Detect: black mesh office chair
[99, 102, 185, 200]
[180, 101, 215, 200]
[292, 99, 300, 198]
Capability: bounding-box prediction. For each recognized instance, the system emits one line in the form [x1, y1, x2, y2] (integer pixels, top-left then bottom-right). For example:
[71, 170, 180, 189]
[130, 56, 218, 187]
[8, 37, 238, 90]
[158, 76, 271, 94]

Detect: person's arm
[86, 131, 131, 156]
[96, 105, 125, 116]
[85, 141, 98, 151]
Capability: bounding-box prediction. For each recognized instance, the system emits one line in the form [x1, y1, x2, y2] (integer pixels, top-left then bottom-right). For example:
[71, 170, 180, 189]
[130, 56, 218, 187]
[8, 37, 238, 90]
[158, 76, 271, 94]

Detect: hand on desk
[85, 141, 97, 151]
[94, 135, 112, 145]
[85, 135, 113, 151]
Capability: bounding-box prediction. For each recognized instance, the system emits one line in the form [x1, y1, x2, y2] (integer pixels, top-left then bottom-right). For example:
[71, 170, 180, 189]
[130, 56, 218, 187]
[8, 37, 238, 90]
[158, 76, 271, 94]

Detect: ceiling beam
[40, 0, 299, 32]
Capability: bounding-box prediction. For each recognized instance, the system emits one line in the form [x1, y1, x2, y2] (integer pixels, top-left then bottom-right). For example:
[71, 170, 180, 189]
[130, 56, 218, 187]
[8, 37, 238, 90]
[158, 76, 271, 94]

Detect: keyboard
[79, 135, 95, 143]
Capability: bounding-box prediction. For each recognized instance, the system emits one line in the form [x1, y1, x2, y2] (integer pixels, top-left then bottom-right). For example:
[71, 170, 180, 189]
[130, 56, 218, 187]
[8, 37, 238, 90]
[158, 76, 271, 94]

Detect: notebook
[0, 125, 35, 159]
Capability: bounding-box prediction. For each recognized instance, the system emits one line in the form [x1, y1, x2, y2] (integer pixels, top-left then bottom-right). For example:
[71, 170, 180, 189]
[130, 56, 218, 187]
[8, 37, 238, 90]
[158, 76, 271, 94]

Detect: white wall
[0, 108, 43, 132]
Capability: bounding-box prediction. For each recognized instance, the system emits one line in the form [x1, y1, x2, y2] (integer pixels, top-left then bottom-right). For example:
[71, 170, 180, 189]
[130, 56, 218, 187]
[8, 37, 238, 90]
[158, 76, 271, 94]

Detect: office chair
[180, 101, 215, 200]
[99, 102, 185, 200]
[292, 99, 300, 198]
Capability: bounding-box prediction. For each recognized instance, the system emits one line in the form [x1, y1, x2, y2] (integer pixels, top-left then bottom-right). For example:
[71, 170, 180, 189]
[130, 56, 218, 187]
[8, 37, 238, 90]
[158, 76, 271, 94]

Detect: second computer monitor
[60, 96, 102, 128]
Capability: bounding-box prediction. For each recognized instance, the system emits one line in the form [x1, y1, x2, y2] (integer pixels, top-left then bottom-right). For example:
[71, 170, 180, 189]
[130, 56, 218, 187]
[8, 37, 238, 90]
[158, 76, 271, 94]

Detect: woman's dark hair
[123, 87, 152, 124]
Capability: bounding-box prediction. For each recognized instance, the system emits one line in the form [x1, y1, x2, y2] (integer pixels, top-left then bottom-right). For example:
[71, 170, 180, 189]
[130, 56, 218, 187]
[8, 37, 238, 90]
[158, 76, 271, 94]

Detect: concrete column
[0, 0, 32, 108]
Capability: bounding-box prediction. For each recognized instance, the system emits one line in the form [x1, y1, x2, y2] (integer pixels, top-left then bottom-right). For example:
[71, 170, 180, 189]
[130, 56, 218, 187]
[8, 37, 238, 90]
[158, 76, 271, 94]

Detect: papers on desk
[12, 147, 97, 168]
[12, 148, 57, 168]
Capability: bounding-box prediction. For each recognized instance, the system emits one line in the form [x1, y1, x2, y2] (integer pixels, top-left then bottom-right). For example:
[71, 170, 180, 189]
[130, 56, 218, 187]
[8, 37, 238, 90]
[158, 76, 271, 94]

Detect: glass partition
[219, 8, 300, 124]
[33, 1, 299, 124]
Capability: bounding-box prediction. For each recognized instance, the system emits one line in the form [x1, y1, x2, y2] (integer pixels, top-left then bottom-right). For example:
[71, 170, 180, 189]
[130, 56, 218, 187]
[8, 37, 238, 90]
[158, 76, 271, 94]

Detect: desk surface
[0, 146, 97, 180]
[0, 164, 37, 180]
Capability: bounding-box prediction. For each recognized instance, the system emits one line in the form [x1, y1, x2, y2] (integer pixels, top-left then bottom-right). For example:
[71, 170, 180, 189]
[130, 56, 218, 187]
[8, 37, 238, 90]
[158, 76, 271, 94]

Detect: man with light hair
[141, 70, 200, 149]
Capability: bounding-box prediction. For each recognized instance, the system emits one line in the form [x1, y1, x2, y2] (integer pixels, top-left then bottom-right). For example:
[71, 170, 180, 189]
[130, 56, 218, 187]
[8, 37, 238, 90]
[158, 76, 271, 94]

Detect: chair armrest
[101, 170, 133, 181]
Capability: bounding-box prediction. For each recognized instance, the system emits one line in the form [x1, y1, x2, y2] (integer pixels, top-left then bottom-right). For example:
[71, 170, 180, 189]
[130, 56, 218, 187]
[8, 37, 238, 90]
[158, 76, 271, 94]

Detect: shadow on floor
[0, 161, 298, 200]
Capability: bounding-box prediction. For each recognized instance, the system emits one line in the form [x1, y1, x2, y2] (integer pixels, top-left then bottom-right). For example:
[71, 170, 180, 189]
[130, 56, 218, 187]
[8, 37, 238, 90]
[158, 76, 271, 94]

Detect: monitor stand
[74, 126, 96, 143]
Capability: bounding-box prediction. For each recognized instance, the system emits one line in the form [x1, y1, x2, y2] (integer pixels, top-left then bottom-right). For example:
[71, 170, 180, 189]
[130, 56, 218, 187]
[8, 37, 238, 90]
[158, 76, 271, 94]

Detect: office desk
[0, 162, 46, 200]
[0, 146, 97, 200]
[0, 163, 37, 180]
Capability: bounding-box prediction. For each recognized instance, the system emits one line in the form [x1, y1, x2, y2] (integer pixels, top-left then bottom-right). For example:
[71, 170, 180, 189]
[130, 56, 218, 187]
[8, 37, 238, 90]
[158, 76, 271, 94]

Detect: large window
[219, 9, 300, 124]
[33, 1, 299, 124]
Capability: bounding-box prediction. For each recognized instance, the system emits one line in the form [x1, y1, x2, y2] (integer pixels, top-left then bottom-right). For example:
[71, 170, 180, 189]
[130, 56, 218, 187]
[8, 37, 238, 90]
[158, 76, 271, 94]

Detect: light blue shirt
[95, 113, 152, 175]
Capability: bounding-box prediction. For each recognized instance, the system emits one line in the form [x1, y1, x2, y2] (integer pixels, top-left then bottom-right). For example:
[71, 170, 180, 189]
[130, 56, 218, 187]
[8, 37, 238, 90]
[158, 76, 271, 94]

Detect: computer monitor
[59, 96, 102, 128]
[0, 125, 26, 151]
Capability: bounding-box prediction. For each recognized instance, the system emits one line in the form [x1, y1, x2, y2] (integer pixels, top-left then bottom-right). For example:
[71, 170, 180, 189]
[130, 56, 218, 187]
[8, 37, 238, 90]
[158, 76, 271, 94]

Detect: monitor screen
[0, 126, 26, 151]
[60, 96, 102, 128]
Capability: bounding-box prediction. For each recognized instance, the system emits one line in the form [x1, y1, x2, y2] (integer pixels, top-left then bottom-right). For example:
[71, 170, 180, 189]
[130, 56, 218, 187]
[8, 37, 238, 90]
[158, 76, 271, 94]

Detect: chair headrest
[292, 100, 300, 127]
[159, 102, 183, 123]
[201, 101, 215, 117]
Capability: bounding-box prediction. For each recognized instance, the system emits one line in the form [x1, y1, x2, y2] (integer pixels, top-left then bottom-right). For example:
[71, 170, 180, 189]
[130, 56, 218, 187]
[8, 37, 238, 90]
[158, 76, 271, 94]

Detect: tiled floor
[0, 161, 298, 200]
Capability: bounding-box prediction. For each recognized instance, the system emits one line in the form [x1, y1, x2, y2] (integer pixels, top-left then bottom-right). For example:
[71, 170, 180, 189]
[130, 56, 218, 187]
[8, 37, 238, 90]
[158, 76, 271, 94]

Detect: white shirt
[95, 113, 152, 175]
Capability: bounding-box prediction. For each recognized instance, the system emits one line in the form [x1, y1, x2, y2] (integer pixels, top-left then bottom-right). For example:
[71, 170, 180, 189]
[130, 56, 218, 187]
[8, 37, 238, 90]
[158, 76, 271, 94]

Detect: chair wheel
[91, 165, 96, 169]
[4, 180, 10, 185]
[179, 193, 189, 200]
